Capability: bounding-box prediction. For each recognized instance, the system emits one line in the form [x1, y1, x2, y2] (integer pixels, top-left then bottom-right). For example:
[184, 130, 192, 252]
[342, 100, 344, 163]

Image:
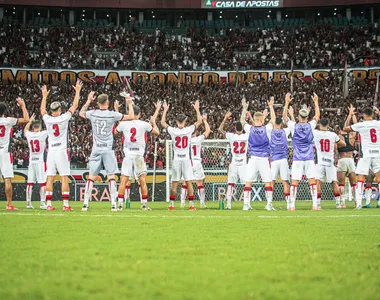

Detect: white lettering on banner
[1, 68, 380, 85]
[79, 186, 111, 202]
[205, 0, 282, 8]
[217, 185, 262, 201]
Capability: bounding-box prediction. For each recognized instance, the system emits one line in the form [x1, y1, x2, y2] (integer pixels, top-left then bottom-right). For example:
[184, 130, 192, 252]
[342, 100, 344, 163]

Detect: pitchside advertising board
[201, 0, 283, 8]
[0, 67, 379, 85]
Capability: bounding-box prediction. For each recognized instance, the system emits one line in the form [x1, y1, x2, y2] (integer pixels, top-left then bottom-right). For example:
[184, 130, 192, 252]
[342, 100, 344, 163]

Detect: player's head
[50, 101, 62, 116]
[274, 117, 283, 128]
[176, 114, 187, 128]
[363, 107, 374, 120]
[298, 108, 309, 122]
[253, 112, 264, 125]
[319, 118, 329, 129]
[132, 105, 141, 119]
[31, 120, 42, 132]
[96, 94, 109, 109]
[0, 102, 8, 117]
[235, 121, 243, 133]
[336, 121, 345, 132]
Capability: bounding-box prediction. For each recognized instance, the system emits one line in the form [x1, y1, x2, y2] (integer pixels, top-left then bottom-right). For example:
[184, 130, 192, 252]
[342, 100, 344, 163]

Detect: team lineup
[1, 81, 380, 211]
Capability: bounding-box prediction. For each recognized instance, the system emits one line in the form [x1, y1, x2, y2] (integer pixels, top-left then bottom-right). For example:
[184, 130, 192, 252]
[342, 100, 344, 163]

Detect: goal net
[165, 139, 348, 203]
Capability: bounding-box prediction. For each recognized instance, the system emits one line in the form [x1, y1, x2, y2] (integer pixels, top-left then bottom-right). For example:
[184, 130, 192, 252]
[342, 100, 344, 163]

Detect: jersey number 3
[52, 124, 60, 137]
[0, 125, 5, 137]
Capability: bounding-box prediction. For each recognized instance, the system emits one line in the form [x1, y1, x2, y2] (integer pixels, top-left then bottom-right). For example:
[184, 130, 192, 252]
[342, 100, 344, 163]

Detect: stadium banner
[201, 0, 283, 8]
[1, 67, 379, 85]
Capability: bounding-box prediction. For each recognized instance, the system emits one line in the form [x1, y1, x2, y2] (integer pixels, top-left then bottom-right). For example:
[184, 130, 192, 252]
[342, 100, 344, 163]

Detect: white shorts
[0, 152, 14, 179]
[172, 160, 194, 182]
[27, 162, 47, 184]
[271, 158, 290, 181]
[356, 157, 380, 175]
[291, 160, 316, 181]
[228, 163, 247, 184]
[337, 158, 355, 175]
[89, 151, 119, 176]
[47, 150, 70, 176]
[316, 164, 338, 183]
[192, 160, 205, 181]
[121, 155, 147, 178]
[245, 157, 272, 183]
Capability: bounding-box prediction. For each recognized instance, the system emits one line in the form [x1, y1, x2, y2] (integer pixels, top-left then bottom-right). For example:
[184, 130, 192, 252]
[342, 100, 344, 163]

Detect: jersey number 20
[175, 136, 188, 149]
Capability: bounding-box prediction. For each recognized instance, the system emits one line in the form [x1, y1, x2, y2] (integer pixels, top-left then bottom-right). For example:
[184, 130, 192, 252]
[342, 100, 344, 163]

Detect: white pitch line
[0, 213, 380, 219]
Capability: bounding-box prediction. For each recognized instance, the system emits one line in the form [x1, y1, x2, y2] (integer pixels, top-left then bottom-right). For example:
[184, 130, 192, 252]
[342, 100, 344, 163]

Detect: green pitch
[0, 201, 379, 300]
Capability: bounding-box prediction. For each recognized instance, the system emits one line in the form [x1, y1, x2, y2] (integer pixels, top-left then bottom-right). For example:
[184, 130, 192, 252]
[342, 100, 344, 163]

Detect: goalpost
[165, 139, 344, 203]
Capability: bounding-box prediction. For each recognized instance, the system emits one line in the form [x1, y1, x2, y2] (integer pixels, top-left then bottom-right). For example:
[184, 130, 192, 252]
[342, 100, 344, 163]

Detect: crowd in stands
[0, 23, 380, 70]
[3, 72, 378, 169]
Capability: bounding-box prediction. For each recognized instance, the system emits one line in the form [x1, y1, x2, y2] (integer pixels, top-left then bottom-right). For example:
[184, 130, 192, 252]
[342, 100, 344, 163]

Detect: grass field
[1, 200, 379, 300]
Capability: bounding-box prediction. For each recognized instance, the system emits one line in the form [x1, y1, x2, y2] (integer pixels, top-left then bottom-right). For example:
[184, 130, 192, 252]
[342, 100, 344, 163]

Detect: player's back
[168, 125, 195, 160]
[43, 112, 71, 151]
[289, 120, 316, 161]
[86, 109, 123, 152]
[351, 120, 380, 157]
[244, 124, 270, 158]
[226, 132, 248, 165]
[0, 117, 17, 152]
[118, 119, 152, 156]
[190, 135, 205, 160]
[314, 130, 339, 165]
[270, 127, 290, 162]
[25, 131, 48, 164]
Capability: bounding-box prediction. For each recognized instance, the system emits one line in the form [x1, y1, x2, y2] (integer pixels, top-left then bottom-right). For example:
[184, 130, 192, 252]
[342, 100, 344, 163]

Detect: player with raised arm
[41, 82, 82, 211]
[188, 115, 211, 208]
[268, 93, 292, 210]
[219, 111, 248, 210]
[161, 100, 202, 210]
[314, 119, 346, 210]
[24, 113, 48, 209]
[79, 92, 134, 212]
[114, 101, 161, 211]
[283, 93, 320, 211]
[0, 98, 29, 210]
[240, 97, 275, 211]
[344, 107, 380, 209]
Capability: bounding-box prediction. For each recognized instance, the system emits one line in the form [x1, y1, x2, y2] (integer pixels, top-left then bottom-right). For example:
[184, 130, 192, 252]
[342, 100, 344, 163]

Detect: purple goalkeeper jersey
[292, 122, 315, 161]
[247, 125, 270, 158]
[270, 128, 289, 162]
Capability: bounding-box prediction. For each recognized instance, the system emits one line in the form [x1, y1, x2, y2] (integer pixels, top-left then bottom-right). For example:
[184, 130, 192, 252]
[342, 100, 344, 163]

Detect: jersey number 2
[0, 125, 5, 137]
[175, 136, 188, 149]
[30, 140, 40, 152]
[130, 127, 137, 142]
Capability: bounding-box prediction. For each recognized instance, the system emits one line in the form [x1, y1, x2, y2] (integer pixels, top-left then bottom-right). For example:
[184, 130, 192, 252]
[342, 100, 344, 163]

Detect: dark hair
[320, 119, 329, 127]
[97, 94, 108, 105]
[133, 105, 141, 116]
[363, 107, 374, 117]
[32, 120, 42, 129]
[337, 121, 345, 131]
[235, 121, 243, 132]
[275, 117, 283, 125]
[0, 102, 7, 116]
[176, 114, 187, 123]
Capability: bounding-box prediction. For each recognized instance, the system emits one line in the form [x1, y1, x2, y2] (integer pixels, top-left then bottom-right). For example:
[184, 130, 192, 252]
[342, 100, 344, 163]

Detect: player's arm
[288, 106, 295, 122]
[121, 95, 135, 121]
[218, 112, 232, 136]
[240, 97, 249, 127]
[268, 96, 275, 124]
[343, 105, 357, 132]
[40, 85, 50, 117]
[283, 92, 292, 124]
[192, 100, 202, 129]
[160, 101, 170, 129]
[203, 115, 211, 138]
[23, 113, 36, 134]
[149, 100, 162, 136]
[68, 80, 83, 115]
[79, 91, 96, 119]
[312, 92, 320, 121]
[16, 97, 29, 124]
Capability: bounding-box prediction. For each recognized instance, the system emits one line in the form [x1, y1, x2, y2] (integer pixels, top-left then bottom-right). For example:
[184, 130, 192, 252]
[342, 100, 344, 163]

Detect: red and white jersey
[116, 119, 152, 156]
[0, 117, 17, 153]
[190, 135, 205, 161]
[226, 132, 249, 166]
[351, 120, 380, 158]
[43, 112, 71, 151]
[168, 125, 195, 161]
[25, 131, 48, 164]
[314, 130, 340, 166]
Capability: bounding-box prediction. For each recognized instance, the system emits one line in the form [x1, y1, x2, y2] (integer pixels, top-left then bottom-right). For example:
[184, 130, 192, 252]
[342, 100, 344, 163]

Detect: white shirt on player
[43, 112, 71, 151]
[0, 117, 17, 153]
[116, 119, 152, 157]
[314, 130, 340, 167]
[25, 131, 48, 164]
[351, 120, 380, 157]
[191, 135, 205, 161]
[167, 125, 195, 161]
[226, 132, 249, 166]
